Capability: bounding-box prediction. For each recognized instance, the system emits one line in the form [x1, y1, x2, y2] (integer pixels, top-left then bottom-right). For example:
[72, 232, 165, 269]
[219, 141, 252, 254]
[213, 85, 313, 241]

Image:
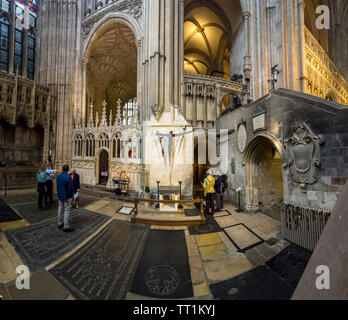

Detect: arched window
[112, 133, 122, 159]
[0, 16, 9, 72]
[86, 133, 95, 157]
[127, 133, 142, 160]
[127, 137, 132, 159]
[74, 135, 83, 157]
[325, 92, 335, 102]
[98, 132, 109, 149]
[122, 100, 136, 126]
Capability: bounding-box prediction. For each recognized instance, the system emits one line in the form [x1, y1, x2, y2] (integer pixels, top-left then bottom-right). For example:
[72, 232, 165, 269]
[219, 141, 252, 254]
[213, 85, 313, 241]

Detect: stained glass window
[27, 31, 35, 79]
[15, 4, 24, 18]
[14, 28, 23, 75]
[29, 0, 37, 13]
[0, 0, 10, 12]
[0, 17, 9, 72]
[29, 14, 36, 28]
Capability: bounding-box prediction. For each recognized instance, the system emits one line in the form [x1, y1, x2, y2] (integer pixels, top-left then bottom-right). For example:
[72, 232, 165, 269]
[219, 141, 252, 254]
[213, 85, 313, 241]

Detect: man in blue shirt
[44, 160, 57, 206]
[57, 165, 74, 233]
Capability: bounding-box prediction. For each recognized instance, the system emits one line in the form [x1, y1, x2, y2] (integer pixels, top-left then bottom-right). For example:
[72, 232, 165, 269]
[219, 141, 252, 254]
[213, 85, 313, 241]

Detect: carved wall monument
[283, 123, 324, 189]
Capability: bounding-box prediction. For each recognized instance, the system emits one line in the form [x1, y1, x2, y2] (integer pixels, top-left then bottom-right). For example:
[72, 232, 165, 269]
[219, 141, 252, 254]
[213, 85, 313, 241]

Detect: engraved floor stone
[131, 230, 193, 299]
[210, 265, 293, 300]
[50, 220, 150, 300]
[224, 225, 262, 250]
[5, 209, 110, 272]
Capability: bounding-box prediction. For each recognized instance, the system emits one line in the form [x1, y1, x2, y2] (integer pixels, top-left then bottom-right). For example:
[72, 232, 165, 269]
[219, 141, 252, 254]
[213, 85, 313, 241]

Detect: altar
[158, 186, 181, 212]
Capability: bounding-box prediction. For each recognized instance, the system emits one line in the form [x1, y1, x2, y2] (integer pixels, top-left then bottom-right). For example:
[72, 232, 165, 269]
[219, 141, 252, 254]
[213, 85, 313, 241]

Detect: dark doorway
[99, 150, 109, 185]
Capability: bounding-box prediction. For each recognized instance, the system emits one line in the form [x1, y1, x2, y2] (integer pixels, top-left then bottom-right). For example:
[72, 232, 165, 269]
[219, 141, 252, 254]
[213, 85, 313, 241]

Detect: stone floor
[0, 191, 291, 300]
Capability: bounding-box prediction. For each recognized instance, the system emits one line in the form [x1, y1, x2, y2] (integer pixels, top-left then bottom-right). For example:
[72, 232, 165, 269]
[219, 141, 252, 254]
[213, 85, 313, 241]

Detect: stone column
[243, 11, 252, 102]
[43, 94, 51, 162]
[80, 58, 88, 125]
[298, 0, 306, 92]
[192, 83, 197, 127]
[203, 86, 207, 128]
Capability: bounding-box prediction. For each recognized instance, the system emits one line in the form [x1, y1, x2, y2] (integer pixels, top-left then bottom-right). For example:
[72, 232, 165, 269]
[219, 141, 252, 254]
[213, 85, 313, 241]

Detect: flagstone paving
[0, 191, 294, 300]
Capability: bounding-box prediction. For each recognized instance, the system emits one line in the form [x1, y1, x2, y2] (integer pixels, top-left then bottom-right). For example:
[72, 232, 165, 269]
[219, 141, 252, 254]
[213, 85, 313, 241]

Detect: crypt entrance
[244, 135, 284, 220]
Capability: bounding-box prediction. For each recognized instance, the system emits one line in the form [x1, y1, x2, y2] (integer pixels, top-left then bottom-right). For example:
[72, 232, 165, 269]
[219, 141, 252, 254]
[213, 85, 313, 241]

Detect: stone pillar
[80, 58, 88, 124]
[298, 0, 306, 92]
[43, 94, 50, 163]
[243, 11, 252, 102]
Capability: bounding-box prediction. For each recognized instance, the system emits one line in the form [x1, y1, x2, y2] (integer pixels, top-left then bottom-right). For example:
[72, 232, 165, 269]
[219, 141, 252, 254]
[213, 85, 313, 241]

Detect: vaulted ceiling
[184, 5, 231, 78]
[87, 22, 137, 108]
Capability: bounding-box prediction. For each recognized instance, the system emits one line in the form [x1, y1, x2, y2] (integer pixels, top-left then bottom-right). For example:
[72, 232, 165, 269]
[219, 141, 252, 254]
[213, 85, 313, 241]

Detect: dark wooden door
[99, 150, 109, 185]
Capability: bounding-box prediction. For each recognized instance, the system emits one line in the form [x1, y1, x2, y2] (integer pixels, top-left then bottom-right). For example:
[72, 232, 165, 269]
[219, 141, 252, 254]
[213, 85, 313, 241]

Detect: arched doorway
[244, 135, 284, 220]
[99, 150, 109, 185]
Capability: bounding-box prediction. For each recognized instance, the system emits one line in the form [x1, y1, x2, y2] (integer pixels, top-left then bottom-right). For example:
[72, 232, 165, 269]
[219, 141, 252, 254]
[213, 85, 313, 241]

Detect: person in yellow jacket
[204, 170, 215, 215]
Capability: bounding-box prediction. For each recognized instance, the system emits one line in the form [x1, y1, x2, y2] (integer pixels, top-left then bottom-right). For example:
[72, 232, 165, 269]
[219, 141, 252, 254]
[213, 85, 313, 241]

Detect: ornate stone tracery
[72, 98, 144, 189]
[82, 0, 143, 41]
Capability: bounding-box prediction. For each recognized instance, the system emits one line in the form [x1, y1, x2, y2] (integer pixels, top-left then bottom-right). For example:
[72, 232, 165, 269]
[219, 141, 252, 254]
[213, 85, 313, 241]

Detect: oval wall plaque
[237, 124, 247, 153]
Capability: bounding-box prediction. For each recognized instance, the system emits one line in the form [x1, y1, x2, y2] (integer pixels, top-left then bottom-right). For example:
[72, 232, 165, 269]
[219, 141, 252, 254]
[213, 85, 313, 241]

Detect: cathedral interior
[0, 0, 347, 301]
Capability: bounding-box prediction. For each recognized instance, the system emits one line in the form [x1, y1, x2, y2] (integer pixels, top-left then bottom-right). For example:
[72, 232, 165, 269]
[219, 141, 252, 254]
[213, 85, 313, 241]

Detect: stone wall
[217, 89, 348, 211]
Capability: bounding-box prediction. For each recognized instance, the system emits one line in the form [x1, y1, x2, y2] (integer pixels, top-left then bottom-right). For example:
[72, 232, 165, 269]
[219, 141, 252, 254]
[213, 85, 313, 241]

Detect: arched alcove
[243, 134, 285, 219]
[84, 18, 138, 123]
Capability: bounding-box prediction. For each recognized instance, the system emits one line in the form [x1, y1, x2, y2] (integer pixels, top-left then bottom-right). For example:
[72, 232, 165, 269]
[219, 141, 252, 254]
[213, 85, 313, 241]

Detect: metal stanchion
[178, 181, 183, 209]
[155, 181, 160, 209]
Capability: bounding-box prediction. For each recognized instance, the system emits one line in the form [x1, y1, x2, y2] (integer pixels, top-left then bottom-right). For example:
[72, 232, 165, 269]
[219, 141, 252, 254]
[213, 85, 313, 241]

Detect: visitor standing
[36, 167, 47, 211]
[214, 173, 228, 212]
[44, 160, 57, 207]
[70, 169, 80, 209]
[57, 165, 74, 233]
[204, 170, 215, 215]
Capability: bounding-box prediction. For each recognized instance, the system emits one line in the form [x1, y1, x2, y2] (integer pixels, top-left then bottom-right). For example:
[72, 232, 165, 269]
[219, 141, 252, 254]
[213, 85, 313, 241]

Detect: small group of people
[36, 162, 80, 233]
[203, 169, 228, 216]
[36, 160, 57, 211]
